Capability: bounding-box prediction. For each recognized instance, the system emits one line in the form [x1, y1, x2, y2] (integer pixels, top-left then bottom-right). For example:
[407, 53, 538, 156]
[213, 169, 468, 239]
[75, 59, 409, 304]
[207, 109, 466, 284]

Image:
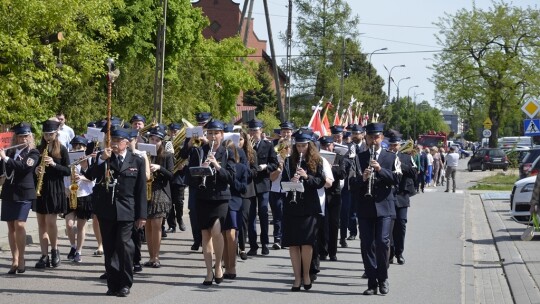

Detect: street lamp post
[407, 85, 419, 104]
[413, 92, 424, 139]
[368, 47, 388, 81]
[396, 77, 410, 102]
[384, 64, 405, 104]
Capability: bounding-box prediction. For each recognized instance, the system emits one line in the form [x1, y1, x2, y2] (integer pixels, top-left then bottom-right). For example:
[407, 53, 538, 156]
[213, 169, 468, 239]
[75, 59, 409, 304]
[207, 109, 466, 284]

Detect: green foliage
[243, 63, 276, 112]
[386, 97, 449, 139]
[469, 172, 517, 190]
[257, 107, 281, 134]
[433, 2, 540, 146]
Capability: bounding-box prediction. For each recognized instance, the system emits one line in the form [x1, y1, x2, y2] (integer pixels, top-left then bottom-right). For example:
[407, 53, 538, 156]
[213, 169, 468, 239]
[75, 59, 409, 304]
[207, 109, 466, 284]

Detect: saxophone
[69, 164, 79, 209]
[36, 142, 49, 197]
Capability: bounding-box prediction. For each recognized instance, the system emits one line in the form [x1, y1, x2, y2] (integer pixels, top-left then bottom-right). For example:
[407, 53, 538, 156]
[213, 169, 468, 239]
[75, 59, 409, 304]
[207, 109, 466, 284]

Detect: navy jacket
[281, 156, 325, 217]
[395, 152, 417, 208]
[1, 147, 40, 201]
[253, 139, 279, 193]
[195, 144, 236, 201]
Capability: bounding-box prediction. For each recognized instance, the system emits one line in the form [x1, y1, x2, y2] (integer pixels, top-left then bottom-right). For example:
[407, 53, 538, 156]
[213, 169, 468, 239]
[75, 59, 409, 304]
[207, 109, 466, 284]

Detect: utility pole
[285, 0, 293, 120]
[152, 0, 168, 123]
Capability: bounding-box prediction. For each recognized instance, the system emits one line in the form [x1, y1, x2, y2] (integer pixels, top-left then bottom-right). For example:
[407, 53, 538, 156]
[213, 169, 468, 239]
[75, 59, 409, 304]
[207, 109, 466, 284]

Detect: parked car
[518, 148, 540, 179]
[467, 148, 509, 171]
[510, 176, 536, 224]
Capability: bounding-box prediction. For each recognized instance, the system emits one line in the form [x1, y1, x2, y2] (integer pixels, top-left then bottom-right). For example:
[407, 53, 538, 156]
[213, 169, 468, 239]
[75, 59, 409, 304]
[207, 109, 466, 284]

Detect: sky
[236, 0, 538, 109]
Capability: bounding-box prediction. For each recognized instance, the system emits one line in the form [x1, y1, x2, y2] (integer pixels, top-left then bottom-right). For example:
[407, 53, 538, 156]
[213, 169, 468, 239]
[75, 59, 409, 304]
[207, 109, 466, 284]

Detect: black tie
[117, 155, 124, 168]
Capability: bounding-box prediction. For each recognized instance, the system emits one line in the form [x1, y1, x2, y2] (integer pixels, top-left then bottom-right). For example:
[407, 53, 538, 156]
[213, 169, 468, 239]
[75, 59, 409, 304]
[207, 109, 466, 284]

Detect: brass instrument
[290, 152, 303, 204]
[173, 125, 187, 173]
[365, 145, 376, 197]
[36, 142, 49, 197]
[69, 164, 79, 209]
[199, 140, 215, 190]
[399, 139, 414, 154]
[139, 119, 159, 139]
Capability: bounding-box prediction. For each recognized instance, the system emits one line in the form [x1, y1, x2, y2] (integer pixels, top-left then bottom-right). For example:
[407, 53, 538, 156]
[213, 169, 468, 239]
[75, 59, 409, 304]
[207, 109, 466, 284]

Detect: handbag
[521, 212, 540, 241]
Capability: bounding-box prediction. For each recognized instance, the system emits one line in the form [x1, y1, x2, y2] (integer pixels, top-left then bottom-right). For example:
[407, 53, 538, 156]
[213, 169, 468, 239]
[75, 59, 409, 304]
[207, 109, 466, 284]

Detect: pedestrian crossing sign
[524, 119, 540, 136]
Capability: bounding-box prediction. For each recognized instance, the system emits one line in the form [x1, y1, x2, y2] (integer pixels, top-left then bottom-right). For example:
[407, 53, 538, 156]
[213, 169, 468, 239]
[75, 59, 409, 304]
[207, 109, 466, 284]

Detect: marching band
[0, 108, 424, 297]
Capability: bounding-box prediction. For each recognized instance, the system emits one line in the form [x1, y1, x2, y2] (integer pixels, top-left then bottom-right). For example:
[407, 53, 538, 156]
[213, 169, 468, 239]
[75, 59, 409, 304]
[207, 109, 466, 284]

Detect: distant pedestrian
[444, 147, 460, 193]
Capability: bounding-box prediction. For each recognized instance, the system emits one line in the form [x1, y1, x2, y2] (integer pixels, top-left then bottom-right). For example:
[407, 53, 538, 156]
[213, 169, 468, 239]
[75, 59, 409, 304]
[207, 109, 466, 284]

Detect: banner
[0, 132, 13, 149]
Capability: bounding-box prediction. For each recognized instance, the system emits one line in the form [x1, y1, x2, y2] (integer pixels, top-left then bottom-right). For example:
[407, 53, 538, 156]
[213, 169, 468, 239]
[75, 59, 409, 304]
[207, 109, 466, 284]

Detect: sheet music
[86, 127, 104, 143]
[319, 150, 336, 164]
[137, 143, 157, 156]
[68, 151, 85, 164]
[281, 181, 305, 193]
[223, 132, 240, 146]
[186, 126, 204, 138]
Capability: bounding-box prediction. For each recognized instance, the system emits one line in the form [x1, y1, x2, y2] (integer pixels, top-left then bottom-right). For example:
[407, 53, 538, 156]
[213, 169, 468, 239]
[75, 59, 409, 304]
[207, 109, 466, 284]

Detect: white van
[498, 136, 533, 149]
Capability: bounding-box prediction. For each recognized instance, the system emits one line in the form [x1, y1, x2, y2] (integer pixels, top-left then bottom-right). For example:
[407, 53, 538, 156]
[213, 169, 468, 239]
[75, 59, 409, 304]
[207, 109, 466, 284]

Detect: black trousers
[358, 216, 392, 288]
[131, 227, 143, 265]
[167, 185, 185, 228]
[100, 219, 135, 291]
[310, 214, 323, 275]
[390, 206, 408, 258]
[238, 197, 251, 251]
[326, 192, 342, 257]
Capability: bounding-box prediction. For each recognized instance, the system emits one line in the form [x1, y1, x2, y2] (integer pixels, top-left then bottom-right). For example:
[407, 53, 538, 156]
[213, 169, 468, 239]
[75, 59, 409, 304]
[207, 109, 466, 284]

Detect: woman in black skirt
[34, 119, 70, 268]
[0, 123, 40, 274]
[281, 132, 325, 291]
[63, 136, 95, 263]
[145, 126, 174, 268]
[192, 120, 235, 285]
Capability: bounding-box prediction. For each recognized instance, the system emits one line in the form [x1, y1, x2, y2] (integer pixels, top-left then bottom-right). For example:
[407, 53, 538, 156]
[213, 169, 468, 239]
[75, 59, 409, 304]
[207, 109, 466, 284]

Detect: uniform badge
[129, 168, 138, 172]
[26, 158, 35, 167]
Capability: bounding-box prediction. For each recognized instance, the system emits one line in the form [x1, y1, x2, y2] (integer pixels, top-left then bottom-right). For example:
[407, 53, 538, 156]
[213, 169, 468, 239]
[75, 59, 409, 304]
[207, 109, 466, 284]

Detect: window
[210, 21, 221, 33]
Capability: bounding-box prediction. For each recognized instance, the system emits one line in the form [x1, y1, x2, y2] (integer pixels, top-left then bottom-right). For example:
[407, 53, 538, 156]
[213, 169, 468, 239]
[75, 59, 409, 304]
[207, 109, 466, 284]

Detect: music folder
[319, 150, 336, 164]
[281, 182, 305, 193]
[189, 166, 214, 177]
[137, 143, 157, 156]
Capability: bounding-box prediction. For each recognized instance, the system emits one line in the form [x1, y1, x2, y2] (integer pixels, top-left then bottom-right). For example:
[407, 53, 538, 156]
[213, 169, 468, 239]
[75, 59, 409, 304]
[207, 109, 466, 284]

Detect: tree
[386, 97, 448, 139]
[243, 63, 277, 112]
[433, 2, 540, 147]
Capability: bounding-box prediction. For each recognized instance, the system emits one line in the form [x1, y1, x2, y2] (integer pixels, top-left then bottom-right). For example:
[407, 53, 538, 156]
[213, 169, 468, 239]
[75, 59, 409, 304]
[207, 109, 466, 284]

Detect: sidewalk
[477, 191, 540, 303]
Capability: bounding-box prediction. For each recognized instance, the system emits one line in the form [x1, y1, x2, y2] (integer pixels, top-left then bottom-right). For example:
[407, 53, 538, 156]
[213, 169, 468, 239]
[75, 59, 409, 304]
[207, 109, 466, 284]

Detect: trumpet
[199, 140, 215, 190]
[290, 152, 303, 204]
[36, 142, 49, 197]
[365, 144, 376, 197]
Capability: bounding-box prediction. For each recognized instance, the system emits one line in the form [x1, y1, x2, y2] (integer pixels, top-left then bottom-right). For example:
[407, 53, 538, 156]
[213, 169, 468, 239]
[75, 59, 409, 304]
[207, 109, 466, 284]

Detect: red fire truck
[417, 131, 447, 149]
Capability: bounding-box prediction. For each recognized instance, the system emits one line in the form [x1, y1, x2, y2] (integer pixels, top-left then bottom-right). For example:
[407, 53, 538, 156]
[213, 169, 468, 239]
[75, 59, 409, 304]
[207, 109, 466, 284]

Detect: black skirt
[66, 195, 93, 220]
[282, 214, 318, 247]
[197, 199, 228, 230]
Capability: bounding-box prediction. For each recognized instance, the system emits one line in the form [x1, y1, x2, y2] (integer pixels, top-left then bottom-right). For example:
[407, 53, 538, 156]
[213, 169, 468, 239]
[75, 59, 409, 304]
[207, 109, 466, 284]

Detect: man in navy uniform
[386, 131, 417, 265]
[85, 128, 147, 297]
[247, 119, 279, 256]
[166, 122, 187, 233]
[130, 114, 147, 144]
[351, 123, 400, 295]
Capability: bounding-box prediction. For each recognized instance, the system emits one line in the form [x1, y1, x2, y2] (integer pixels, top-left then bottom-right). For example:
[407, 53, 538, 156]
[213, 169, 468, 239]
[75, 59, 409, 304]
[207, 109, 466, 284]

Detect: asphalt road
[0, 159, 522, 303]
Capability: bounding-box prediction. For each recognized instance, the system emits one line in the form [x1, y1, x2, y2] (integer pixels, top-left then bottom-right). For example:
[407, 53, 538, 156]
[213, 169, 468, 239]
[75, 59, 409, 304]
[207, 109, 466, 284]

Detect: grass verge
[468, 173, 517, 191]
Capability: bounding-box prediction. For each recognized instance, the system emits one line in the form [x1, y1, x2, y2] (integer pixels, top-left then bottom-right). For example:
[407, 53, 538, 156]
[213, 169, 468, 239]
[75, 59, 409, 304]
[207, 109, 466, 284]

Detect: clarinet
[290, 152, 303, 204]
[365, 145, 376, 197]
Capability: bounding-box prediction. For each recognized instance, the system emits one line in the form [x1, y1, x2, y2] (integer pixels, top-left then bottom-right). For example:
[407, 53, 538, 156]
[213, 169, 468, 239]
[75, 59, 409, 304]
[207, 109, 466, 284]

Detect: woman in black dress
[237, 130, 257, 260]
[34, 120, 70, 268]
[144, 126, 173, 268]
[281, 132, 325, 291]
[0, 123, 40, 274]
[193, 120, 235, 285]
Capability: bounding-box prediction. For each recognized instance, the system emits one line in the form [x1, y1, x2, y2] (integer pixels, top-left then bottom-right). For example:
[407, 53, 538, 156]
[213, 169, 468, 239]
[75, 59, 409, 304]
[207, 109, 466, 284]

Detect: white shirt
[317, 157, 334, 216]
[446, 152, 460, 167]
[57, 124, 75, 148]
[427, 153, 434, 166]
[64, 162, 95, 197]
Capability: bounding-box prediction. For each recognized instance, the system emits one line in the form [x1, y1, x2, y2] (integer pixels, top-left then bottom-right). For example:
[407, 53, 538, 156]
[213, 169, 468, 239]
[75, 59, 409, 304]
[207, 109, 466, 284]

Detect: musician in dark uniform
[191, 120, 236, 285]
[351, 123, 400, 295]
[166, 122, 187, 232]
[319, 136, 346, 261]
[181, 112, 211, 251]
[346, 124, 367, 242]
[34, 119, 71, 269]
[84, 128, 147, 297]
[272, 121, 294, 146]
[331, 125, 351, 248]
[247, 119, 279, 256]
[281, 131, 326, 291]
[0, 123, 39, 274]
[130, 114, 147, 144]
[386, 131, 417, 265]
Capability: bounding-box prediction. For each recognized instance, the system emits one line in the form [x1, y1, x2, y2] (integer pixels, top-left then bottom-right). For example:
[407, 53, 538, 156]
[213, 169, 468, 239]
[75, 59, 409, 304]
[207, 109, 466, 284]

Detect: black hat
[351, 124, 364, 134]
[130, 114, 146, 124]
[111, 128, 130, 140]
[294, 131, 312, 143]
[248, 119, 263, 130]
[128, 129, 139, 140]
[100, 122, 123, 133]
[223, 123, 234, 133]
[384, 129, 402, 144]
[279, 121, 294, 130]
[70, 135, 89, 146]
[365, 123, 385, 135]
[12, 122, 32, 135]
[319, 136, 334, 146]
[148, 126, 166, 140]
[168, 122, 182, 131]
[87, 121, 97, 128]
[95, 120, 107, 128]
[330, 125, 344, 134]
[196, 112, 212, 124]
[42, 120, 61, 133]
[206, 119, 224, 131]
[273, 128, 281, 136]
[343, 131, 352, 139]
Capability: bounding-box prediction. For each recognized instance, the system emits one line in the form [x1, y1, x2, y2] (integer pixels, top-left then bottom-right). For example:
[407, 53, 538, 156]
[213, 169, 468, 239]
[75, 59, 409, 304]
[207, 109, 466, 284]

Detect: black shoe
[389, 257, 394, 264]
[191, 242, 201, 251]
[35, 255, 50, 269]
[363, 288, 378, 295]
[304, 283, 312, 290]
[51, 249, 60, 267]
[310, 273, 317, 281]
[133, 263, 143, 273]
[397, 255, 405, 265]
[444, 189, 449, 192]
[203, 274, 214, 286]
[239, 251, 248, 260]
[179, 219, 187, 231]
[329, 255, 337, 261]
[99, 272, 108, 280]
[161, 229, 168, 238]
[247, 248, 258, 256]
[453, 189, 456, 193]
[7, 266, 17, 274]
[340, 239, 348, 248]
[166, 227, 176, 233]
[346, 235, 356, 240]
[272, 242, 281, 250]
[117, 287, 130, 297]
[291, 286, 301, 292]
[361, 272, 368, 279]
[320, 255, 328, 261]
[106, 289, 117, 296]
[261, 245, 270, 256]
[379, 280, 389, 294]
[214, 276, 223, 284]
[67, 247, 76, 260]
